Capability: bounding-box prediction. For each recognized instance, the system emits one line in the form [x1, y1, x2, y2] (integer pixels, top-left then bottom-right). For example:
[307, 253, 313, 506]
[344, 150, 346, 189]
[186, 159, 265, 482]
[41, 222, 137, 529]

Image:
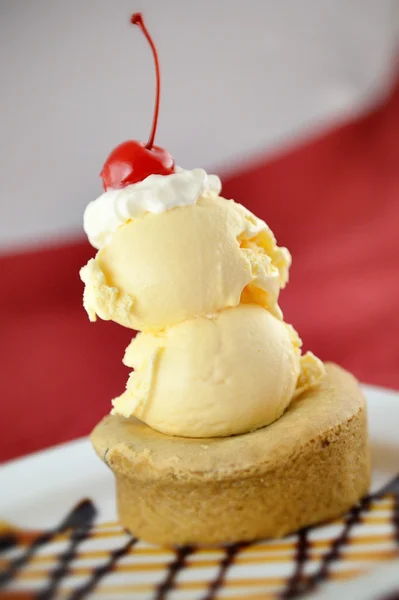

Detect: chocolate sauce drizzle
[281, 528, 311, 598]
[37, 502, 96, 600]
[68, 537, 137, 600]
[0, 535, 17, 553]
[380, 592, 399, 600]
[279, 475, 399, 599]
[0, 475, 398, 600]
[0, 499, 96, 591]
[154, 545, 194, 600]
[201, 541, 249, 600]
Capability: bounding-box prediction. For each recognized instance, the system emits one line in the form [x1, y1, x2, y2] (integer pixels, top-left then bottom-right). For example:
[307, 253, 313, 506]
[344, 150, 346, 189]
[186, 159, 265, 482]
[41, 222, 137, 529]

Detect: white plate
[1, 383, 399, 600]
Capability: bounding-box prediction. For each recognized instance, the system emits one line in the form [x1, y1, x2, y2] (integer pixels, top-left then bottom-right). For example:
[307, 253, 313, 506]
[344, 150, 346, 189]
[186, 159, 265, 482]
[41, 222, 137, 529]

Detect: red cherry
[100, 141, 174, 189]
[100, 13, 174, 190]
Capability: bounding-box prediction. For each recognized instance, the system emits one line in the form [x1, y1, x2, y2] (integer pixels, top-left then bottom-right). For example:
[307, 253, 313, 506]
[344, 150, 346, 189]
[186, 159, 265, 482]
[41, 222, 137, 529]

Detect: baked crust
[91, 363, 370, 545]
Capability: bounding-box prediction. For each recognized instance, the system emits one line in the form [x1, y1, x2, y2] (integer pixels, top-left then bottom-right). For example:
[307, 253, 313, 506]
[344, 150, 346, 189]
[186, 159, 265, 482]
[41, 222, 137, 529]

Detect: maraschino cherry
[100, 13, 174, 191]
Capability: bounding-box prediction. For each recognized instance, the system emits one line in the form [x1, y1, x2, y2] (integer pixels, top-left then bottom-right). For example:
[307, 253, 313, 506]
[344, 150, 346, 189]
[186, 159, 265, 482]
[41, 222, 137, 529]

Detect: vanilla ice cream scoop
[80, 170, 291, 332]
[111, 304, 302, 437]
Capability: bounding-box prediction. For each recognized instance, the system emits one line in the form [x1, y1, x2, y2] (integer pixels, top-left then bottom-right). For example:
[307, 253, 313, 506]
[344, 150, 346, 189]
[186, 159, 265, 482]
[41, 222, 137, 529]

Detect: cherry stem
[131, 13, 160, 150]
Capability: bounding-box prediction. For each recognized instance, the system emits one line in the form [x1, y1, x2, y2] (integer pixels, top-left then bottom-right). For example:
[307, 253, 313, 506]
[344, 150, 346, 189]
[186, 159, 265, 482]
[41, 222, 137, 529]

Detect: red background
[1, 79, 398, 463]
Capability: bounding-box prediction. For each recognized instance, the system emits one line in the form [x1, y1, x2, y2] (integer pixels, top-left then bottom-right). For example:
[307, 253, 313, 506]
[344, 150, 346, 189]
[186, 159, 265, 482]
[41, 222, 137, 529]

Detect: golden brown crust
[91, 363, 370, 545]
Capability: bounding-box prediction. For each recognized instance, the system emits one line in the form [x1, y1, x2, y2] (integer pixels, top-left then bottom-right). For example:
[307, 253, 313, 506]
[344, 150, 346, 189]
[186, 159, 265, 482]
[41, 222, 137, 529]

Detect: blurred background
[1, 0, 398, 462]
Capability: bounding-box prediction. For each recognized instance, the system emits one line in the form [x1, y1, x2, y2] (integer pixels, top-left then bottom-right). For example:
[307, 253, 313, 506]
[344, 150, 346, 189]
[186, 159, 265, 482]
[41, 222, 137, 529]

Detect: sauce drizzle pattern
[0, 475, 398, 599]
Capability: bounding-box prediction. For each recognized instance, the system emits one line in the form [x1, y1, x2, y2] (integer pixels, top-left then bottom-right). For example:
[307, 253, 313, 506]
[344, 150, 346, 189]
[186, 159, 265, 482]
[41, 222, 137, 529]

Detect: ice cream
[80, 170, 291, 331]
[80, 166, 324, 437]
[112, 305, 301, 437]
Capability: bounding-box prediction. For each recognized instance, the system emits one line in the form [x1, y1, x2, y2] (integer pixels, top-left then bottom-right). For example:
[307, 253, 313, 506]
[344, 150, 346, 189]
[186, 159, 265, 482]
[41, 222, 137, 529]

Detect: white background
[1, 0, 398, 250]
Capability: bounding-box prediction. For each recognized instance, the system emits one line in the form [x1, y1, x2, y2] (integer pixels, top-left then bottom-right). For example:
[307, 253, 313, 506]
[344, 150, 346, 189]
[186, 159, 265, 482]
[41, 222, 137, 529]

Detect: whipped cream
[84, 167, 222, 249]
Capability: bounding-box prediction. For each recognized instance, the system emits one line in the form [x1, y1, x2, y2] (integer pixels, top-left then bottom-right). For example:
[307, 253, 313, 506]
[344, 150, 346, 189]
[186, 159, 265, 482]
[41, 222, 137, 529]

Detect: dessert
[82, 13, 370, 545]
